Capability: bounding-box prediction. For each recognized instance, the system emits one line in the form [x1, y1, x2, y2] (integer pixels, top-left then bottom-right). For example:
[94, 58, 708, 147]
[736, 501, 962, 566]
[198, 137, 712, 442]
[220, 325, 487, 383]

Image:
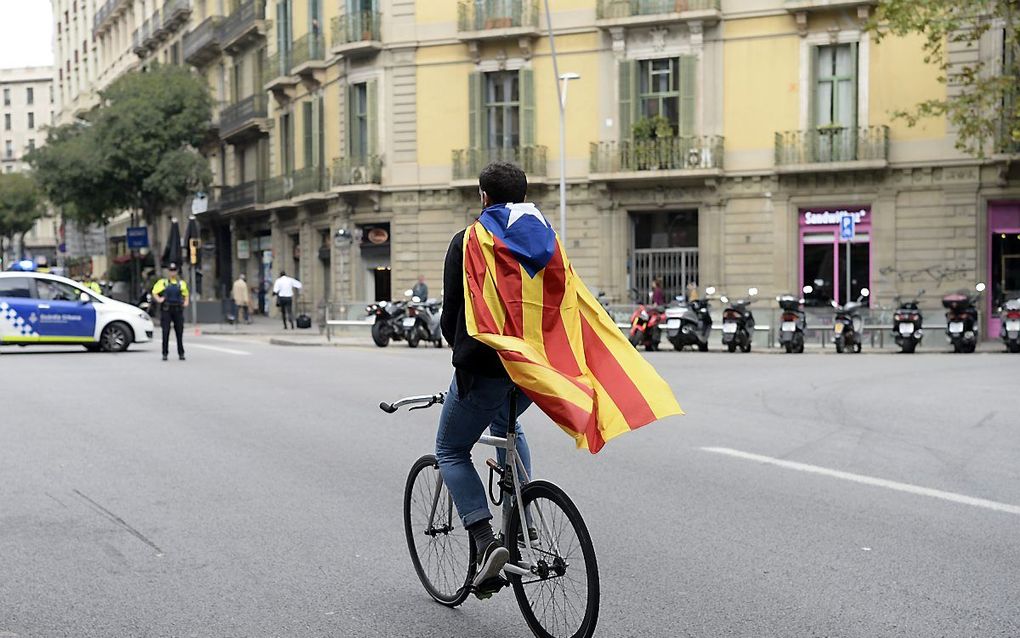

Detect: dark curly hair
[479, 161, 528, 205]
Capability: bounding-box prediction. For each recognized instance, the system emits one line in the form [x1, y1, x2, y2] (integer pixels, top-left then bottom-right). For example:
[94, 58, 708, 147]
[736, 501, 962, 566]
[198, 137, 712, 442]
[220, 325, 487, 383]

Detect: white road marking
[701, 446, 1020, 516]
[187, 343, 252, 356]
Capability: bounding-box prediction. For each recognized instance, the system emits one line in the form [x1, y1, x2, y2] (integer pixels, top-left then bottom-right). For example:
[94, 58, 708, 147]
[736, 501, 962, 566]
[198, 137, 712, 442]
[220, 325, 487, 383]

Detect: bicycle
[379, 390, 600, 638]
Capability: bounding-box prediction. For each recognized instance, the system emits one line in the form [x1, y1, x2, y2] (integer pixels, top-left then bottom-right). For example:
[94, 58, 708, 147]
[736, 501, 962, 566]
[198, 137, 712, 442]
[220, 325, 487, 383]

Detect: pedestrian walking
[651, 278, 666, 306]
[272, 271, 302, 329]
[412, 274, 429, 300]
[152, 262, 189, 361]
[231, 273, 253, 324]
[257, 279, 267, 315]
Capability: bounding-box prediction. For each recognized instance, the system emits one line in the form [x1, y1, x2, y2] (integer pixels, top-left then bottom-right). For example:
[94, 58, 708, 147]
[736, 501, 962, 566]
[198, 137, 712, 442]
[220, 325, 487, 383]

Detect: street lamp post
[543, 0, 579, 245]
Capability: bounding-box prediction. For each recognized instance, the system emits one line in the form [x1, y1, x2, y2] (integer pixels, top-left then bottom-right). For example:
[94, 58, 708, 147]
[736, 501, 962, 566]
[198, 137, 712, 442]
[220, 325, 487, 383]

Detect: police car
[0, 271, 155, 352]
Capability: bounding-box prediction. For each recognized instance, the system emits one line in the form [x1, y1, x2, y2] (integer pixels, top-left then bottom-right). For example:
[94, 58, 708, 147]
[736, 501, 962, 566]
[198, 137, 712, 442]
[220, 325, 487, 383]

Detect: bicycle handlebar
[379, 392, 446, 413]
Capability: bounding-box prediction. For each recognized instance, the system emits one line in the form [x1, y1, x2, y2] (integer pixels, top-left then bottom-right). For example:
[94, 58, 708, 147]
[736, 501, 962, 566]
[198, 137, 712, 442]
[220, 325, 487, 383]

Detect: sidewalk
[195, 314, 372, 347]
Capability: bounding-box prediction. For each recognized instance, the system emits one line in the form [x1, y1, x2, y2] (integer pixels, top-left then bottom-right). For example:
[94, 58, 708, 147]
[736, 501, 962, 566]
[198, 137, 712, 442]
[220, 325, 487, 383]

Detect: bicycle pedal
[472, 575, 508, 600]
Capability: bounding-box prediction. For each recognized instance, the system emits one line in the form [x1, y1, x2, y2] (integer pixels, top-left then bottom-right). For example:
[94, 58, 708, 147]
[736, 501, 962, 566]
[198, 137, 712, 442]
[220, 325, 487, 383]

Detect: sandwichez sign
[803, 208, 868, 226]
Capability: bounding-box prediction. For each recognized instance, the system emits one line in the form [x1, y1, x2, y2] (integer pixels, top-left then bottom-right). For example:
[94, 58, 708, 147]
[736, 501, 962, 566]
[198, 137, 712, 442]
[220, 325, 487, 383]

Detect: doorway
[988, 202, 1020, 337]
[799, 207, 871, 307]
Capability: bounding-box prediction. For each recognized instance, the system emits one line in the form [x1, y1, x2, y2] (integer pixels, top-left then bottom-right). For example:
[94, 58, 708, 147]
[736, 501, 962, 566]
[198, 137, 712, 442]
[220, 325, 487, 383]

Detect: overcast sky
[0, 0, 54, 70]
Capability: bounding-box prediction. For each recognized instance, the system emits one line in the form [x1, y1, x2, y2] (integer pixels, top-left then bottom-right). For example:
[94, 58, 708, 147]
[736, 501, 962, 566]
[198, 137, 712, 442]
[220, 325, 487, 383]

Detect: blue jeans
[435, 373, 533, 528]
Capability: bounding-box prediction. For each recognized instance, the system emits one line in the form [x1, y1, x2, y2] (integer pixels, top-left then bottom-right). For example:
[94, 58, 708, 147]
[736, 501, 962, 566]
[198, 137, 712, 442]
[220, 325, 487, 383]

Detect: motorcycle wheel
[1009, 341, 1020, 354]
[835, 336, 845, 354]
[407, 328, 421, 348]
[371, 322, 391, 348]
[901, 340, 916, 354]
[784, 343, 793, 354]
[727, 342, 737, 353]
[740, 339, 751, 353]
[963, 342, 976, 354]
[853, 342, 862, 354]
[434, 338, 443, 348]
[698, 342, 709, 352]
[629, 331, 643, 348]
[672, 339, 683, 352]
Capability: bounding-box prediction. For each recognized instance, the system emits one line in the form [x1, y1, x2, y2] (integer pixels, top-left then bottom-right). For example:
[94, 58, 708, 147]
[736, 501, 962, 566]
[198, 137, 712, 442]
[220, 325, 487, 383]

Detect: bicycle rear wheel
[508, 480, 599, 638]
[403, 454, 475, 607]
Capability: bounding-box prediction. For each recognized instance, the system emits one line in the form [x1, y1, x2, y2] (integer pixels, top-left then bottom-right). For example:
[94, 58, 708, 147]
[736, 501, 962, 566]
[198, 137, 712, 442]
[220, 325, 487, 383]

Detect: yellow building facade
[171, 0, 1019, 331]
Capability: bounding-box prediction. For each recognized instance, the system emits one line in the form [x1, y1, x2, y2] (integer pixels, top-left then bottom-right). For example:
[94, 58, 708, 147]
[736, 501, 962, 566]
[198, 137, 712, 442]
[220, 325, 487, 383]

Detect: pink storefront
[798, 206, 871, 308]
[988, 201, 1020, 338]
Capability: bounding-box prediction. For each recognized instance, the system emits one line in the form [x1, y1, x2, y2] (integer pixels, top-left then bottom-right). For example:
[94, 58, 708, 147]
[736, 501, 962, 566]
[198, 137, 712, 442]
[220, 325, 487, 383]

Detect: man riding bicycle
[436, 162, 535, 591]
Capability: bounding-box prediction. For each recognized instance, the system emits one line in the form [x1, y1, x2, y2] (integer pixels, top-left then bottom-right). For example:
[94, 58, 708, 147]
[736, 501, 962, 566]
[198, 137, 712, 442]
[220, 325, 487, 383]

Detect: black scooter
[892, 289, 925, 354]
[720, 288, 758, 353]
[999, 298, 1020, 353]
[777, 291, 807, 353]
[367, 299, 408, 347]
[943, 283, 984, 353]
[666, 286, 715, 352]
[832, 288, 870, 353]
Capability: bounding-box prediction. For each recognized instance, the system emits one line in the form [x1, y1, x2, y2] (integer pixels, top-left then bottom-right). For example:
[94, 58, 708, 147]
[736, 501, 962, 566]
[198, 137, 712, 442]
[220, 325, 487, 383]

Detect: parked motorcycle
[943, 283, 984, 353]
[832, 288, 870, 353]
[404, 293, 443, 348]
[999, 298, 1020, 353]
[367, 299, 408, 348]
[776, 289, 807, 353]
[720, 288, 758, 353]
[629, 303, 665, 351]
[892, 289, 925, 354]
[666, 286, 715, 352]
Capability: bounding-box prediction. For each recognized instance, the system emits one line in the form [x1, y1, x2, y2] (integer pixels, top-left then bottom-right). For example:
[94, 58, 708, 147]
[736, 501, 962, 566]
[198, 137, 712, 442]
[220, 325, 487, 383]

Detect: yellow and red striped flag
[463, 203, 682, 453]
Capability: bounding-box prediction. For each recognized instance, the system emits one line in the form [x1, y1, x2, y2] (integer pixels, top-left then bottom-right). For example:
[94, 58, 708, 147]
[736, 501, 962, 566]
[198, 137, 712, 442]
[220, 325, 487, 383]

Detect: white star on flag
[506, 203, 550, 228]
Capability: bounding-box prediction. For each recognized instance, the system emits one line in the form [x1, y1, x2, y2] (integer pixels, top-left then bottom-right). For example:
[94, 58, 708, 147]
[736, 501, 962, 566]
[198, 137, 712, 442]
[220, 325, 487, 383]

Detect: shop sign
[802, 208, 868, 226]
[367, 227, 389, 245]
[258, 236, 272, 250]
[237, 239, 250, 260]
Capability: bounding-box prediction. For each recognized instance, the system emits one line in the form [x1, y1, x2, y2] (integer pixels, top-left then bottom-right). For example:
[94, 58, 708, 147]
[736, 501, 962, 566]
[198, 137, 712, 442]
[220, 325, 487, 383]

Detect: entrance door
[630, 210, 698, 301]
[800, 223, 870, 307]
[988, 203, 1020, 338]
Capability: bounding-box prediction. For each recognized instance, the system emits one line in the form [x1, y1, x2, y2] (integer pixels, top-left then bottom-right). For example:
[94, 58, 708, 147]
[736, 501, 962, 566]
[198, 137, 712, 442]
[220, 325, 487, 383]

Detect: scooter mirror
[79, 292, 91, 304]
[831, 300, 839, 309]
[705, 286, 716, 295]
[412, 296, 421, 303]
[748, 287, 759, 296]
[861, 288, 871, 297]
[976, 282, 986, 292]
[720, 296, 729, 304]
[803, 285, 813, 294]
[918, 288, 926, 297]
[404, 289, 413, 297]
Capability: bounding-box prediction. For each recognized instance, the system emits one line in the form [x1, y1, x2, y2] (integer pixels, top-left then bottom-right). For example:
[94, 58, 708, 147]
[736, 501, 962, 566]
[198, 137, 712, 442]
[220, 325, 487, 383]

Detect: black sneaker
[473, 541, 509, 588]
[179, 355, 186, 361]
[162, 355, 168, 361]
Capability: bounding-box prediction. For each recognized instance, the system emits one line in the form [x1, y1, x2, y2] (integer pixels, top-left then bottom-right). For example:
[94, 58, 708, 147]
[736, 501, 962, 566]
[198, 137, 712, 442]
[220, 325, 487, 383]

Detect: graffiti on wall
[878, 263, 972, 287]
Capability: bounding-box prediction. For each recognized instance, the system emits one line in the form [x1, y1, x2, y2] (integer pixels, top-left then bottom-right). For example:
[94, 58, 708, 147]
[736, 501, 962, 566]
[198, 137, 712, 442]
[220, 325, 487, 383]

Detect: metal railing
[331, 155, 383, 186]
[183, 16, 223, 63]
[452, 145, 547, 180]
[162, 0, 192, 27]
[331, 11, 381, 47]
[596, 0, 720, 19]
[457, 0, 539, 31]
[221, 0, 265, 48]
[221, 181, 262, 210]
[632, 248, 699, 303]
[774, 125, 889, 166]
[290, 33, 327, 70]
[590, 136, 724, 173]
[291, 165, 329, 196]
[151, 9, 165, 39]
[262, 174, 292, 203]
[93, 0, 127, 35]
[220, 94, 268, 136]
[263, 51, 294, 86]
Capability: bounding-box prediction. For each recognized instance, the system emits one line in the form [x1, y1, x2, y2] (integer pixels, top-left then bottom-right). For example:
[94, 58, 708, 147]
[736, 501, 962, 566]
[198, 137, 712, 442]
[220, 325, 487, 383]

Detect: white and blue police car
[0, 271, 155, 352]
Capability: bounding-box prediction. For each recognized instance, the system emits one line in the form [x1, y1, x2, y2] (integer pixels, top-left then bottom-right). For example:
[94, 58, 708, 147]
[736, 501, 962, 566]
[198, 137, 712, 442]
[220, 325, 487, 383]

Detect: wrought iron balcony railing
[457, 0, 539, 32]
[596, 0, 720, 19]
[589, 136, 724, 173]
[263, 51, 293, 86]
[331, 11, 381, 47]
[262, 174, 292, 203]
[774, 126, 889, 166]
[452, 146, 547, 180]
[331, 155, 383, 187]
[93, 0, 127, 36]
[183, 16, 223, 65]
[221, 0, 265, 49]
[291, 165, 330, 196]
[290, 33, 327, 70]
[220, 94, 268, 138]
[221, 181, 262, 210]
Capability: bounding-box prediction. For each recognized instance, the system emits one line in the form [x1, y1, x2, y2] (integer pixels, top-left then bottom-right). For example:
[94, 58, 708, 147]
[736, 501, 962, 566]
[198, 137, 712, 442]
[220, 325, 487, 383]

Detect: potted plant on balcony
[632, 115, 674, 170]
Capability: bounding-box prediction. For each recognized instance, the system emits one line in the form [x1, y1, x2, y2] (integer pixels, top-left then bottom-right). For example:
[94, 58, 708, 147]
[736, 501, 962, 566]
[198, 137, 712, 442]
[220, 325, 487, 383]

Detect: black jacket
[442, 230, 508, 388]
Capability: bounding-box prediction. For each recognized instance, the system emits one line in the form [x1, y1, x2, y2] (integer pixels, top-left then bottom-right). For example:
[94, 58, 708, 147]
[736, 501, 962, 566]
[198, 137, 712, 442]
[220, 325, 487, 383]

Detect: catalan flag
[463, 202, 682, 453]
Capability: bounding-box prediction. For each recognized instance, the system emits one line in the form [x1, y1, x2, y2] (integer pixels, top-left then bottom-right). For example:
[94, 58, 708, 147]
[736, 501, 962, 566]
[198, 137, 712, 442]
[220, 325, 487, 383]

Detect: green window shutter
[276, 1, 287, 69]
[468, 71, 485, 149]
[808, 46, 819, 130]
[367, 79, 379, 156]
[679, 55, 697, 137]
[346, 83, 356, 158]
[520, 68, 535, 147]
[618, 60, 637, 140]
[849, 42, 859, 130]
[317, 95, 325, 171]
[303, 101, 314, 168]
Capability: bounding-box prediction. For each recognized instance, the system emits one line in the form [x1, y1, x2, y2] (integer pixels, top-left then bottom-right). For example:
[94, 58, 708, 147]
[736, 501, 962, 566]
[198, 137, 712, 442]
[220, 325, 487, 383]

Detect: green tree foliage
[0, 172, 45, 259]
[28, 64, 213, 227]
[868, 0, 1019, 157]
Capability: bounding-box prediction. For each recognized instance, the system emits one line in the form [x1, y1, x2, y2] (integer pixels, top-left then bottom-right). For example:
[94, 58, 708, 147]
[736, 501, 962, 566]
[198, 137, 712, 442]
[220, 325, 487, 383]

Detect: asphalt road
[1, 336, 1018, 637]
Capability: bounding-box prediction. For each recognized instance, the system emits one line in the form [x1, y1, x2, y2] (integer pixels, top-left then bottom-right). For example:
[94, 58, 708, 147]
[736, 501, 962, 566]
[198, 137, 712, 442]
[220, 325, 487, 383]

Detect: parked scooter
[776, 289, 808, 353]
[404, 292, 443, 348]
[832, 288, 870, 353]
[999, 298, 1020, 353]
[629, 302, 665, 351]
[366, 299, 408, 348]
[720, 288, 758, 353]
[892, 289, 925, 353]
[666, 286, 715, 351]
[943, 283, 984, 353]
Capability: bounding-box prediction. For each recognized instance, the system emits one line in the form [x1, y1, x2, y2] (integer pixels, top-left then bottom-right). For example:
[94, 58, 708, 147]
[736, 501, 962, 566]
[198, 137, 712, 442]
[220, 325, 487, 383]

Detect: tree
[28, 64, 212, 256]
[0, 172, 45, 262]
[868, 0, 1019, 157]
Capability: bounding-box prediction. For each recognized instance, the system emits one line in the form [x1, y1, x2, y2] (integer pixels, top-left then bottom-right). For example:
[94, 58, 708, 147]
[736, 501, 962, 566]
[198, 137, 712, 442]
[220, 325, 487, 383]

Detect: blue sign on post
[126, 227, 149, 249]
[840, 215, 855, 241]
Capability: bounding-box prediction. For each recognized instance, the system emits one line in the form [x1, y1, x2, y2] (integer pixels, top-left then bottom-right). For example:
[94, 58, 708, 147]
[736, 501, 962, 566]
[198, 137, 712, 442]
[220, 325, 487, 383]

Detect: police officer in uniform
[152, 263, 190, 361]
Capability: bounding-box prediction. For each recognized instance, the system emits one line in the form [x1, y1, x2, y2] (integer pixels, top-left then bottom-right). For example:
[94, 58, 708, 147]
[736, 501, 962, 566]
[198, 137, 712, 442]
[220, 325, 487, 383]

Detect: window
[28, 113, 34, 129]
[814, 44, 857, 128]
[350, 82, 368, 158]
[27, 87, 34, 105]
[27, 139, 35, 152]
[4, 140, 11, 159]
[2, 88, 9, 106]
[0, 277, 33, 298]
[3, 114, 9, 131]
[484, 71, 520, 149]
[36, 279, 80, 302]
[49, 84, 54, 103]
[302, 101, 314, 168]
[280, 112, 293, 173]
[639, 58, 679, 128]
[619, 57, 696, 139]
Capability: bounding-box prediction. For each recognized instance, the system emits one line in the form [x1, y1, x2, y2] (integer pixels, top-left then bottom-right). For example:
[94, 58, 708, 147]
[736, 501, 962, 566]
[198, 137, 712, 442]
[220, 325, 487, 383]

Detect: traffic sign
[126, 227, 149, 249]
[840, 215, 855, 242]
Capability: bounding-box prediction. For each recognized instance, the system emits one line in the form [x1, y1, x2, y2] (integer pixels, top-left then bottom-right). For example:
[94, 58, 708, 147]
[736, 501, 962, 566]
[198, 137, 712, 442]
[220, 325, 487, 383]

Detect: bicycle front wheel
[403, 454, 475, 607]
[509, 480, 600, 638]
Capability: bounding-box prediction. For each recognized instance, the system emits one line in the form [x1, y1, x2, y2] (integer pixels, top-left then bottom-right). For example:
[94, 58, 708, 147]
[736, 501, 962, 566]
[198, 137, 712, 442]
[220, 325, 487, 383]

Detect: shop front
[988, 201, 1020, 338]
[799, 206, 871, 308]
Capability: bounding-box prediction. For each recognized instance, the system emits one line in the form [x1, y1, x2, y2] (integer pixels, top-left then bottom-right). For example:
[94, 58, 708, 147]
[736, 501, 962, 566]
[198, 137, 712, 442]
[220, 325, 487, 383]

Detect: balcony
[221, 181, 262, 212]
[595, 0, 722, 28]
[331, 155, 383, 191]
[452, 146, 547, 182]
[162, 0, 193, 31]
[93, 0, 129, 37]
[183, 16, 223, 66]
[457, 0, 540, 55]
[221, 0, 266, 53]
[774, 126, 889, 173]
[263, 51, 299, 95]
[784, 0, 877, 11]
[151, 10, 167, 41]
[589, 136, 724, 182]
[220, 94, 269, 143]
[330, 12, 382, 58]
[292, 165, 331, 199]
[132, 28, 147, 57]
[290, 33, 329, 82]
